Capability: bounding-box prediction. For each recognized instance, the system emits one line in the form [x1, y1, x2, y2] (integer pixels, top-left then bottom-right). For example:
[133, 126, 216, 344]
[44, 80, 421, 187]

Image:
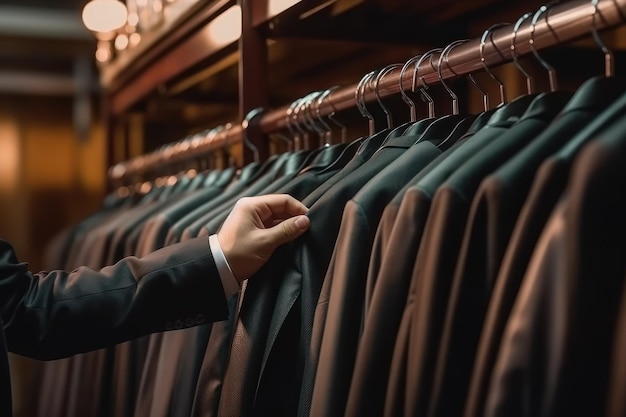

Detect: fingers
[250, 194, 309, 223]
[264, 214, 310, 246]
[219, 195, 311, 281]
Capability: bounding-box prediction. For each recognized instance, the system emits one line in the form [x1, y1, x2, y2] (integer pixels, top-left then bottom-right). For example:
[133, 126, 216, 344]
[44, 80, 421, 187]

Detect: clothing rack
[259, 0, 626, 132]
[109, 123, 243, 185]
[108, 0, 626, 184]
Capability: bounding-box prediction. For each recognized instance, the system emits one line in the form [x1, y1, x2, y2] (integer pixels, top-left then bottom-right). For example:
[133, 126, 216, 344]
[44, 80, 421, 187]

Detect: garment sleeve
[0, 236, 229, 360]
[209, 234, 240, 297]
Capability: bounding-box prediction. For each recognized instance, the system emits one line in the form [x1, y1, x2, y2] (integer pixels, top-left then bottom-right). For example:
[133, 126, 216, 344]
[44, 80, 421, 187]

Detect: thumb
[264, 214, 310, 247]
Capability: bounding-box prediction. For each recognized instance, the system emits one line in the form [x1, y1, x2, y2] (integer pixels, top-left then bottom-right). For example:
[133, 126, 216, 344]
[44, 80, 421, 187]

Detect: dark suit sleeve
[0, 236, 229, 360]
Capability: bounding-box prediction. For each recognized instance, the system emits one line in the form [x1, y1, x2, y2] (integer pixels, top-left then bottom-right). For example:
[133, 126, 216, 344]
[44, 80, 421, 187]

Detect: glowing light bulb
[207, 6, 242, 47]
[82, 0, 128, 34]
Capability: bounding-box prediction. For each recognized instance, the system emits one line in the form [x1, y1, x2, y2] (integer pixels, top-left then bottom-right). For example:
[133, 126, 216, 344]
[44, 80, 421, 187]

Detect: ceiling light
[82, 0, 128, 35]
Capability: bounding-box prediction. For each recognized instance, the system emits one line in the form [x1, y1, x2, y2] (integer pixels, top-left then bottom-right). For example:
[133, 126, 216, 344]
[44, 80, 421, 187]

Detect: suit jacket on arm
[0, 236, 229, 417]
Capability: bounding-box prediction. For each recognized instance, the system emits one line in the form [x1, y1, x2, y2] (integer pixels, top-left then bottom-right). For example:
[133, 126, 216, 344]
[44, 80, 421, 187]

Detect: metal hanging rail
[109, 123, 242, 184]
[109, 0, 626, 183]
[258, 0, 626, 133]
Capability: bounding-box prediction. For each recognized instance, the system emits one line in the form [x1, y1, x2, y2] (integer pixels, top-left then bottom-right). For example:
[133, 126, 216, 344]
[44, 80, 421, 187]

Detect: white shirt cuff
[208, 234, 240, 297]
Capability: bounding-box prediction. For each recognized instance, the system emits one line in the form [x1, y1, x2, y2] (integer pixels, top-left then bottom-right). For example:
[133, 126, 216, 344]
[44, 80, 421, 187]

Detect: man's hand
[217, 194, 310, 283]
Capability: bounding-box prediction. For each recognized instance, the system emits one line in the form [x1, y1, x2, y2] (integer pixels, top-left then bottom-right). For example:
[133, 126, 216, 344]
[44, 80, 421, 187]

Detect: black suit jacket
[217, 132, 419, 417]
[196, 145, 350, 238]
[0, 236, 228, 417]
[189, 140, 363, 417]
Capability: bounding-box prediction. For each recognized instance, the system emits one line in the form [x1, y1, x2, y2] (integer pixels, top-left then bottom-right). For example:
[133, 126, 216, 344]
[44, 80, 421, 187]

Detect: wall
[0, 95, 106, 270]
[0, 93, 106, 417]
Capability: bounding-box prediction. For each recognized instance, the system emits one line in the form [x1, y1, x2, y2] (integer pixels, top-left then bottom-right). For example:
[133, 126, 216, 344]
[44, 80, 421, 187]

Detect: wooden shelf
[102, 0, 234, 114]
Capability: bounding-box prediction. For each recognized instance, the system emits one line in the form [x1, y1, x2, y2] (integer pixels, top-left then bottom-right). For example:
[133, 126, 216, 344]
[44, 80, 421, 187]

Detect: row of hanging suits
[38, 72, 626, 417]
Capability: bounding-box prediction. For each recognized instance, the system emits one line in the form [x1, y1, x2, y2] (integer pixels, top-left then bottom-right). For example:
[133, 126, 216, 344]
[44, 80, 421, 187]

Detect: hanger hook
[437, 41, 462, 115]
[315, 88, 334, 145]
[296, 95, 311, 134]
[305, 91, 328, 147]
[480, 23, 509, 106]
[311, 90, 333, 146]
[356, 69, 378, 135]
[285, 99, 299, 142]
[399, 55, 421, 122]
[591, 0, 615, 77]
[511, 12, 535, 94]
[412, 48, 442, 118]
[287, 99, 302, 150]
[302, 91, 325, 139]
[290, 98, 307, 149]
[295, 96, 314, 149]
[242, 107, 263, 163]
[296, 97, 311, 134]
[373, 63, 403, 129]
[321, 85, 348, 143]
[219, 123, 237, 167]
[443, 39, 490, 112]
[530, 4, 559, 91]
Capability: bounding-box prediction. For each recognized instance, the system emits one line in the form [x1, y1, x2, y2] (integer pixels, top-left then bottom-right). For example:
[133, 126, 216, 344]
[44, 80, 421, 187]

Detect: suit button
[195, 314, 205, 324]
[185, 318, 194, 327]
[175, 319, 183, 329]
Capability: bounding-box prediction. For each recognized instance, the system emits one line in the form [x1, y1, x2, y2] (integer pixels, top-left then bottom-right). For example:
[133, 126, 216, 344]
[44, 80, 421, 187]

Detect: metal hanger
[314, 88, 334, 145]
[241, 107, 262, 163]
[480, 23, 510, 106]
[511, 12, 535, 94]
[398, 55, 422, 122]
[285, 99, 302, 151]
[437, 41, 462, 115]
[318, 86, 347, 143]
[293, 97, 312, 149]
[301, 91, 327, 147]
[591, 0, 615, 77]
[412, 48, 442, 118]
[442, 39, 490, 112]
[373, 63, 404, 129]
[355, 69, 378, 136]
[530, 4, 559, 91]
[217, 124, 237, 168]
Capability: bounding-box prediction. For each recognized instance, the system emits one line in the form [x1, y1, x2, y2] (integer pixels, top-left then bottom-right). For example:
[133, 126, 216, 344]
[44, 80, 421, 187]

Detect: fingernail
[295, 215, 310, 229]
